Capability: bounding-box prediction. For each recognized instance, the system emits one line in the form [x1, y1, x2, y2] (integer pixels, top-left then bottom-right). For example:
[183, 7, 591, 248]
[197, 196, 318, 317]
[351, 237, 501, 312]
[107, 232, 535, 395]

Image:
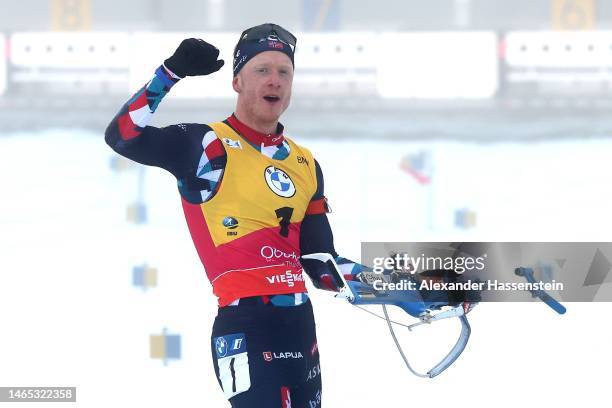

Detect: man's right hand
[164, 38, 225, 78]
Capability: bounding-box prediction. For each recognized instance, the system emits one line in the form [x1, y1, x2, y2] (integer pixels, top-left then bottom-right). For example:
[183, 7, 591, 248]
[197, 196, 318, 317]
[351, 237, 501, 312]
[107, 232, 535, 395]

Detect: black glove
[164, 38, 225, 78]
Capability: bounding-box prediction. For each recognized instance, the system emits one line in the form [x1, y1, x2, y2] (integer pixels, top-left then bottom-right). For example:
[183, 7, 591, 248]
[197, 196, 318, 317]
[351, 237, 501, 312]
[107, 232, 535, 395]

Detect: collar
[226, 114, 285, 147]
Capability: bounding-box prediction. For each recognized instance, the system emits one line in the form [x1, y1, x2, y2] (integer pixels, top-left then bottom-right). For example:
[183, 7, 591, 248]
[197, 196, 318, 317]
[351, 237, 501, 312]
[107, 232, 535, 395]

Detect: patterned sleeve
[105, 65, 194, 177]
[104, 65, 228, 202]
[179, 129, 227, 203]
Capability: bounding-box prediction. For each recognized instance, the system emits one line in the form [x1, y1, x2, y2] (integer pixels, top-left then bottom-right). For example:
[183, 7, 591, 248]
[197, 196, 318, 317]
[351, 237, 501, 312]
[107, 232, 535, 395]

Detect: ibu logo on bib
[264, 166, 296, 198]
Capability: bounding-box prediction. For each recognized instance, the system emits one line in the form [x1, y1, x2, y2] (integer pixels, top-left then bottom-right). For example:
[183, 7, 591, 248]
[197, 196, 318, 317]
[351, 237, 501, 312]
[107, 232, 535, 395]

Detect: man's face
[233, 51, 294, 126]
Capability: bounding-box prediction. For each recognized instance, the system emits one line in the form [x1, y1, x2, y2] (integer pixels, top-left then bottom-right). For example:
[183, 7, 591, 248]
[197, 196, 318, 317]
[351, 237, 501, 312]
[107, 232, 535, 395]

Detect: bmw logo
[215, 337, 228, 358]
[222, 216, 239, 229]
[264, 166, 296, 198]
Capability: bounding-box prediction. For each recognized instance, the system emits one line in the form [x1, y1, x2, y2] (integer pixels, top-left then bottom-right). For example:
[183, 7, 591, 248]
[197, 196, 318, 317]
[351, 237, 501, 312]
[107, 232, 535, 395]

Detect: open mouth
[263, 95, 280, 103]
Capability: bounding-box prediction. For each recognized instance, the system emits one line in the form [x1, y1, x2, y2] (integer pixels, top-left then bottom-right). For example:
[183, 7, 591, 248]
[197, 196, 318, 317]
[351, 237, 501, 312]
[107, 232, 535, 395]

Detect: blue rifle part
[515, 267, 567, 314]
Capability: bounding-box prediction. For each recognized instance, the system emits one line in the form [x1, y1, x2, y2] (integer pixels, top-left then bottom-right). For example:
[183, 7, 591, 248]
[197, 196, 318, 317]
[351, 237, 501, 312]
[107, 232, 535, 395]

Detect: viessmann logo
[265, 271, 305, 288]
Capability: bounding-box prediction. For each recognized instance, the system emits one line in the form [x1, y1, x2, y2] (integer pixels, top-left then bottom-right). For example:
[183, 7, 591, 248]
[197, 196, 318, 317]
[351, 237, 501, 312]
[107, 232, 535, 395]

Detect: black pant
[211, 298, 322, 408]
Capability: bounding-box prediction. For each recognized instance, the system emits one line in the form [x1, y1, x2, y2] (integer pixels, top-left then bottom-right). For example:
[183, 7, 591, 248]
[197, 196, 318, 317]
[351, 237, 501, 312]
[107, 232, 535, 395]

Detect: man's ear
[232, 75, 241, 93]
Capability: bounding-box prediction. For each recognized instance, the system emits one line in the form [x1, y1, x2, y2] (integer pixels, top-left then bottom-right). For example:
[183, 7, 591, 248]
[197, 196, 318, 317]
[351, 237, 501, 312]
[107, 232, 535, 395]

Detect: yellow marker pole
[51, 0, 91, 31]
[313, 0, 335, 32]
[552, 0, 594, 30]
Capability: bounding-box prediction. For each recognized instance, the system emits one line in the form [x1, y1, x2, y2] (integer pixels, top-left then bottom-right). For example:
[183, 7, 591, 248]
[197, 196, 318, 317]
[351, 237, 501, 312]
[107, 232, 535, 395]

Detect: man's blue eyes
[256, 68, 289, 75]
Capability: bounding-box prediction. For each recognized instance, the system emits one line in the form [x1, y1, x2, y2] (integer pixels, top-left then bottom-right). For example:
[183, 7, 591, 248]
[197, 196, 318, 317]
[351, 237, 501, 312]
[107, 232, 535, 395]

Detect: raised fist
[164, 38, 225, 78]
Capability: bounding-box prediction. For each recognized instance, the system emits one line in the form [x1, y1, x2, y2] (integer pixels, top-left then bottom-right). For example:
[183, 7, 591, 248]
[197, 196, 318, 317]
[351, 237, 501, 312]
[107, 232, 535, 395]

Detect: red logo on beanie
[268, 40, 284, 50]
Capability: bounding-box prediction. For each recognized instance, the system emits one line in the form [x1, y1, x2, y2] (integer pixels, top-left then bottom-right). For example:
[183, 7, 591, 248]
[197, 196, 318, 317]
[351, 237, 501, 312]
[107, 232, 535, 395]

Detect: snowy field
[0, 129, 610, 407]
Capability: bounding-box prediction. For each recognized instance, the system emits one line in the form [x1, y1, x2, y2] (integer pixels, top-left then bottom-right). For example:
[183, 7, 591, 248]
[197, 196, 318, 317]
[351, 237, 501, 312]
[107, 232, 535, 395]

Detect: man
[105, 23, 364, 408]
[106, 23, 475, 407]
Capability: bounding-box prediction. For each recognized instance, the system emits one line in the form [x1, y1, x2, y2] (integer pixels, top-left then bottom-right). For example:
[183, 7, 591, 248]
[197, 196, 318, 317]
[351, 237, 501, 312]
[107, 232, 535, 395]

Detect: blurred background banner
[1, 1, 611, 408]
[2, 0, 612, 135]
